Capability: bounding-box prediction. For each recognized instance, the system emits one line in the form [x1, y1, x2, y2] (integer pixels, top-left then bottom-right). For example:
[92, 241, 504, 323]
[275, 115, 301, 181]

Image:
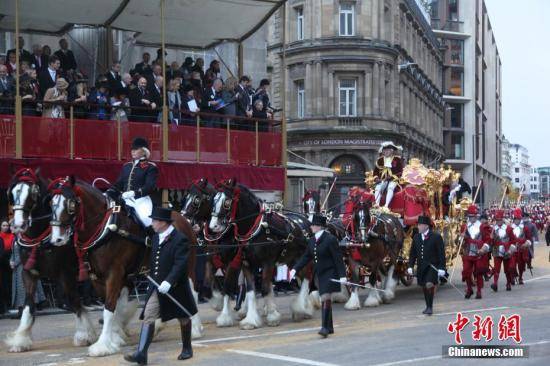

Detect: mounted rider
[107, 137, 158, 229]
[373, 141, 403, 208]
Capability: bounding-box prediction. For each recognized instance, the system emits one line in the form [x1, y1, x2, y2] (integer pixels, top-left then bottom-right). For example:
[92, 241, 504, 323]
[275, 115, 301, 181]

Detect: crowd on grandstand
[0, 37, 274, 130]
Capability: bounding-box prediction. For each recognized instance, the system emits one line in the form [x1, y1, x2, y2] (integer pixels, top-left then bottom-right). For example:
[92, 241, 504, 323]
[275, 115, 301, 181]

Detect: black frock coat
[408, 230, 446, 286]
[140, 228, 198, 322]
[293, 231, 346, 295]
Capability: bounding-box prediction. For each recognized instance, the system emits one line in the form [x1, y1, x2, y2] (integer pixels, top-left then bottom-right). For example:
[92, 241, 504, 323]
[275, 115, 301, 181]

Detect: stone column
[372, 0, 379, 39]
[379, 63, 386, 117]
[316, 62, 322, 116]
[305, 62, 312, 117]
[389, 65, 395, 118]
[328, 71, 334, 116]
[372, 62, 380, 115]
[365, 67, 372, 115]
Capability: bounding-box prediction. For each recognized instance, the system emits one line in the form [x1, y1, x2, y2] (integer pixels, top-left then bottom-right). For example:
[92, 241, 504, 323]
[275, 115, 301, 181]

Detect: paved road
[1, 244, 549, 366]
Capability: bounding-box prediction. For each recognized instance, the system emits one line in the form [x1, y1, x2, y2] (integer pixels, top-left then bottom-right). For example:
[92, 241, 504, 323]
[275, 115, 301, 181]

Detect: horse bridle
[11, 181, 40, 214]
[48, 180, 79, 230]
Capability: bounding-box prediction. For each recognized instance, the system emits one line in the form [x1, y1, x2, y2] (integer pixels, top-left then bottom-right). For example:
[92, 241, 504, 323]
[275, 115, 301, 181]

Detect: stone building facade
[429, 0, 503, 207]
[267, 0, 445, 210]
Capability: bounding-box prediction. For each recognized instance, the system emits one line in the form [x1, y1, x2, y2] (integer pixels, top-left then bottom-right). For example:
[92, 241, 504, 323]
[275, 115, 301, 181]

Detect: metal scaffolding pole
[14, 0, 22, 158]
[281, 2, 289, 206]
[161, 0, 168, 162]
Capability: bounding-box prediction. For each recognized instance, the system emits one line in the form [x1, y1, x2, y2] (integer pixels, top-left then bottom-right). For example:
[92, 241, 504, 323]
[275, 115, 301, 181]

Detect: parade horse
[206, 178, 313, 329]
[342, 194, 405, 310]
[5, 168, 97, 353]
[181, 178, 233, 317]
[46, 176, 202, 357]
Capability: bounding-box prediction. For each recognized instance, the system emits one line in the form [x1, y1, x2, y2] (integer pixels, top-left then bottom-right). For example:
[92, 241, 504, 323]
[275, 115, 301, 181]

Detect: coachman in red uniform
[511, 208, 532, 285]
[461, 204, 491, 299]
[491, 210, 517, 292]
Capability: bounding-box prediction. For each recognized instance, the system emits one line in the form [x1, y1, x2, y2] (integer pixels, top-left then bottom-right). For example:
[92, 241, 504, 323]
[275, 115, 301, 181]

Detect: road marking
[524, 274, 550, 283]
[226, 349, 340, 366]
[526, 339, 550, 346]
[434, 306, 510, 317]
[36, 363, 58, 366]
[367, 355, 441, 366]
[194, 327, 319, 344]
[46, 354, 62, 357]
[66, 358, 86, 364]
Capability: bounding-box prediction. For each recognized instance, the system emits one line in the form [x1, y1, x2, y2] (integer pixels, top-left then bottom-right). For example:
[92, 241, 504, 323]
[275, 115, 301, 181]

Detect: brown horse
[207, 179, 311, 329]
[343, 200, 405, 310]
[5, 168, 96, 353]
[46, 176, 201, 357]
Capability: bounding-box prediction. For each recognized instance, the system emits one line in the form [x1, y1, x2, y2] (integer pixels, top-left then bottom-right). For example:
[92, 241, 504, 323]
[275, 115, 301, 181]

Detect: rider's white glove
[437, 269, 446, 278]
[122, 191, 135, 200]
[158, 281, 171, 294]
[339, 277, 347, 284]
[407, 267, 413, 276]
[289, 269, 296, 281]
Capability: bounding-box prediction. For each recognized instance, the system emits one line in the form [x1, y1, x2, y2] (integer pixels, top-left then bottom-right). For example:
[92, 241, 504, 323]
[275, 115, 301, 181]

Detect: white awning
[287, 161, 335, 178]
[0, 0, 285, 48]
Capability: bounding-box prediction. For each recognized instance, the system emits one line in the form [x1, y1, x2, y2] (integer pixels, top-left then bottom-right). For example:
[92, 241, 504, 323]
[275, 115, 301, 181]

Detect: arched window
[330, 155, 365, 179]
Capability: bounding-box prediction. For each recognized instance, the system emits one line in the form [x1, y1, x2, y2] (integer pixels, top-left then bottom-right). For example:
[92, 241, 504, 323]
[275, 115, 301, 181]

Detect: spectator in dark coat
[4, 51, 18, 76]
[204, 60, 221, 88]
[53, 38, 77, 73]
[201, 78, 223, 127]
[31, 44, 48, 72]
[129, 77, 156, 122]
[0, 64, 15, 114]
[235, 75, 253, 118]
[105, 62, 124, 92]
[7, 36, 33, 65]
[149, 76, 164, 122]
[252, 99, 270, 132]
[20, 68, 40, 116]
[192, 58, 205, 82]
[133, 52, 153, 77]
[253, 79, 273, 115]
[38, 55, 61, 98]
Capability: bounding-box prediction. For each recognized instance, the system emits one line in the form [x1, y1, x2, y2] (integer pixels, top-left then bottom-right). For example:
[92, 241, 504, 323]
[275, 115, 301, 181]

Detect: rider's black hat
[310, 213, 327, 227]
[149, 207, 173, 223]
[417, 215, 431, 226]
[131, 137, 149, 150]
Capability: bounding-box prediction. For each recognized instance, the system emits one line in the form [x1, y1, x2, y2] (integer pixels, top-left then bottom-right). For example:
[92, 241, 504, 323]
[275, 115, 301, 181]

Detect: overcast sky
[485, 0, 550, 168]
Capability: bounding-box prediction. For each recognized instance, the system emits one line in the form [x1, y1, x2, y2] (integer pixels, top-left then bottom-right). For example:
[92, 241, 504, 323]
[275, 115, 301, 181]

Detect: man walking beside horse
[124, 207, 198, 365]
[407, 215, 447, 315]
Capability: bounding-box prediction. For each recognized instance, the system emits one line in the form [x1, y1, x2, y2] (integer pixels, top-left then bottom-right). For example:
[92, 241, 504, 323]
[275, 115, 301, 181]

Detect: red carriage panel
[22, 116, 69, 158]
[199, 126, 228, 163]
[0, 115, 15, 158]
[167, 124, 197, 162]
[258, 131, 282, 166]
[73, 118, 117, 160]
[230, 130, 256, 165]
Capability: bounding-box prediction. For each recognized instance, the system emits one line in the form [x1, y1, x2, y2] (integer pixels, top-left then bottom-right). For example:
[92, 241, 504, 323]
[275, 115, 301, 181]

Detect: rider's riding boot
[423, 287, 434, 315]
[422, 287, 429, 314]
[177, 319, 193, 361]
[318, 300, 332, 338]
[124, 322, 155, 365]
[327, 302, 334, 334]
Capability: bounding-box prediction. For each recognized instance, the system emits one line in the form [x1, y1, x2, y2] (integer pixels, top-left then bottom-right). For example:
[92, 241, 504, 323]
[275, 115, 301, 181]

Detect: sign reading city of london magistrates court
[294, 138, 383, 147]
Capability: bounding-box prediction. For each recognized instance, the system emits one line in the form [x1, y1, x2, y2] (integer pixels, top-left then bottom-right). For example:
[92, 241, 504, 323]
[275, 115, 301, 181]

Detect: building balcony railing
[0, 99, 282, 167]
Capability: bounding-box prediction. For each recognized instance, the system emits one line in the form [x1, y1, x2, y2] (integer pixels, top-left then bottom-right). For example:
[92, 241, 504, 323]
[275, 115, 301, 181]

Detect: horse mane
[237, 183, 261, 210]
[74, 179, 107, 202]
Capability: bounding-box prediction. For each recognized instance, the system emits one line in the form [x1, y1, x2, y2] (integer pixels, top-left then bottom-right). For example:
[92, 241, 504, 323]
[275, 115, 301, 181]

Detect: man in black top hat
[107, 137, 158, 228]
[124, 207, 198, 365]
[290, 214, 347, 337]
[407, 215, 446, 315]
